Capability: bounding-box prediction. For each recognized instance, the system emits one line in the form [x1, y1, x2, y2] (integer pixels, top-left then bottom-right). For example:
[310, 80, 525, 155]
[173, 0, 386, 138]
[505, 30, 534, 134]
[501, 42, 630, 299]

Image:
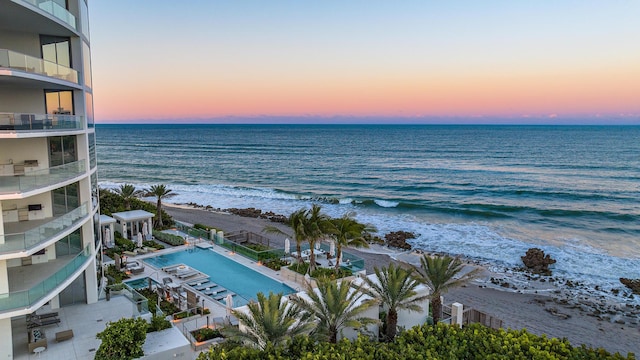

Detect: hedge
[154, 232, 186, 246]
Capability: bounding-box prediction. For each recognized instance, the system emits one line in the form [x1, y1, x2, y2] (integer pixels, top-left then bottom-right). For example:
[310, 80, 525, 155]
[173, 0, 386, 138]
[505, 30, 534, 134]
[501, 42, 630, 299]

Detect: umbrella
[329, 240, 335, 258]
[284, 238, 290, 255]
[142, 222, 149, 239]
[225, 293, 234, 316]
[137, 232, 143, 248]
[104, 230, 111, 248]
[315, 242, 321, 251]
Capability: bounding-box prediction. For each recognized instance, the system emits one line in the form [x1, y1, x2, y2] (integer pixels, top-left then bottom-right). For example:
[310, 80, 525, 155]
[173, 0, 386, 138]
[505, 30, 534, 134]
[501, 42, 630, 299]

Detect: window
[45, 90, 74, 115]
[41, 36, 71, 67]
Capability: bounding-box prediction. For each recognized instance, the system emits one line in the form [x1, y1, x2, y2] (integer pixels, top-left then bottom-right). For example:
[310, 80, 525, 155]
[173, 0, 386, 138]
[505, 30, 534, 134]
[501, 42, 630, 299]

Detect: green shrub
[160, 299, 180, 315]
[95, 317, 147, 360]
[191, 327, 223, 342]
[115, 235, 136, 252]
[197, 323, 636, 360]
[147, 314, 171, 333]
[264, 258, 290, 271]
[194, 223, 215, 231]
[287, 262, 352, 279]
[154, 232, 186, 246]
[104, 264, 129, 284]
[142, 240, 165, 250]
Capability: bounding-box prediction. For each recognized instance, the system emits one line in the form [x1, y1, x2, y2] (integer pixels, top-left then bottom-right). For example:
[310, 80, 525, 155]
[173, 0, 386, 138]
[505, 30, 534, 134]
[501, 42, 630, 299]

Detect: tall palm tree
[224, 292, 313, 350]
[264, 208, 309, 264]
[145, 184, 175, 227]
[114, 183, 143, 210]
[330, 213, 375, 271]
[413, 255, 480, 324]
[362, 263, 427, 341]
[290, 278, 375, 344]
[304, 204, 332, 273]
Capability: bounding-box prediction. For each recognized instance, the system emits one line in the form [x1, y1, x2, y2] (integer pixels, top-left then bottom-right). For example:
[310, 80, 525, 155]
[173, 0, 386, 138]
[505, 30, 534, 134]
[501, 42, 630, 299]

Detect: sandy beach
[164, 203, 639, 355]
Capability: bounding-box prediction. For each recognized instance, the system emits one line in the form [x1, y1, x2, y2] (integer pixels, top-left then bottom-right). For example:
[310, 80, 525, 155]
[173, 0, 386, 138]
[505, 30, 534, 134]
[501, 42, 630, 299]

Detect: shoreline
[162, 202, 639, 355]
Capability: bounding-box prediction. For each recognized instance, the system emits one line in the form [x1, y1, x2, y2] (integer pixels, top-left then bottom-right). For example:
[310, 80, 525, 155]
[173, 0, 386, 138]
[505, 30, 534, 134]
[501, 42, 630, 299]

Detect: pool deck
[127, 237, 306, 317]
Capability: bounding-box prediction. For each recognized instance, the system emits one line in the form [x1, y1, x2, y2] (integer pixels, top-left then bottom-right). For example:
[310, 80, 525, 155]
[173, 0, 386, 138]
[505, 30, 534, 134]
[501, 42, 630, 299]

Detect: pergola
[111, 210, 154, 241]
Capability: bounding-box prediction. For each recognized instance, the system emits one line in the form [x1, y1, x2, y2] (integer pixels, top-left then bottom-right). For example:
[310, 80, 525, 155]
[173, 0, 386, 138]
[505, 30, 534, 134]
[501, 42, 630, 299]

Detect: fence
[441, 304, 503, 329]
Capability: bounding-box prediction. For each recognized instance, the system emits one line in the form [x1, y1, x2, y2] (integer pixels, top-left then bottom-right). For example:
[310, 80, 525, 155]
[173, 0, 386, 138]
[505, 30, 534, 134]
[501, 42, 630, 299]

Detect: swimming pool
[143, 248, 295, 306]
[125, 277, 160, 290]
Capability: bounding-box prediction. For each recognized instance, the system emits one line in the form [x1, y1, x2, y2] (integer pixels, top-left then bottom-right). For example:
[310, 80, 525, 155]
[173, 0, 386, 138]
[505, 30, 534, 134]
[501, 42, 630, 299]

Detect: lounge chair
[30, 312, 59, 320]
[196, 283, 216, 291]
[28, 317, 60, 329]
[177, 270, 199, 279]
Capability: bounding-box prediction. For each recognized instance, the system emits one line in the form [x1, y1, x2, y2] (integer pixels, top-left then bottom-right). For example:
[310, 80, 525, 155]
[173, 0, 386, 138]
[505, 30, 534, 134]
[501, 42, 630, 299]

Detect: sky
[89, 1, 640, 124]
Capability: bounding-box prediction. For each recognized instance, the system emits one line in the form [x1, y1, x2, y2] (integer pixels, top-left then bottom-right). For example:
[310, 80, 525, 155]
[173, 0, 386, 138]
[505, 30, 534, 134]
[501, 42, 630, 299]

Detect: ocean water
[96, 124, 640, 300]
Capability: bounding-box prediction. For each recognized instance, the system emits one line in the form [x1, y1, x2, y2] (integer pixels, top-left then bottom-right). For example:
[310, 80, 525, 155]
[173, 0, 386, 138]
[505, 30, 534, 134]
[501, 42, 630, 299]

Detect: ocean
[96, 124, 640, 301]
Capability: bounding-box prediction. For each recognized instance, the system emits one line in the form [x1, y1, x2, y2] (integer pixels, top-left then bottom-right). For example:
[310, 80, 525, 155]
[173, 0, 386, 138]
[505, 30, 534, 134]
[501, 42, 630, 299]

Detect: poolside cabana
[112, 210, 154, 241]
[100, 214, 116, 248]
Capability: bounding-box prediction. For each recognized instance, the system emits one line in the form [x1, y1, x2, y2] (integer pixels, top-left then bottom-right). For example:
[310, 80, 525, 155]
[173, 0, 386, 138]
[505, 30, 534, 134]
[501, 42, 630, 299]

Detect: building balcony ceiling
[0, 0, 77, 36]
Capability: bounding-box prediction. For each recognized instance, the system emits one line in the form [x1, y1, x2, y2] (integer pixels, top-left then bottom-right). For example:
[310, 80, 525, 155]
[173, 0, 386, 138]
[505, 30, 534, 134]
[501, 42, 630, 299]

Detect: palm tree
[145, 184, 175, 228]
[224, 291, 313, 350]
[413, 255, 480, 324]
[362, 263, 427, 341]
[330, 213, 375, 271]
[290, 278, 375, 343]
[304, 204, 332, 273]
[263, 208, 309, 264]
[114, 183, 143, 210]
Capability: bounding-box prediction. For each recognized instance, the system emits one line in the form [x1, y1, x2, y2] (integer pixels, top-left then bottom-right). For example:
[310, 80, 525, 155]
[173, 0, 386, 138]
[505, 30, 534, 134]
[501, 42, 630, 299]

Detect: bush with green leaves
[192, 327, 223, 342]
[154, 231, 186, 246]
[147, 314, 171, 333]
[197, 323, 635, 360]
[142, 240, 165, 250]
[95, 317, 148, 360]
[288, 262, 352, 279]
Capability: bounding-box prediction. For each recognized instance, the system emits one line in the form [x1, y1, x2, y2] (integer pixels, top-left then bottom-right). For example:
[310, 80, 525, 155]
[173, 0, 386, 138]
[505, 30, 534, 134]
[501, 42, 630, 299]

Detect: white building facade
[0, 0, 100, 357]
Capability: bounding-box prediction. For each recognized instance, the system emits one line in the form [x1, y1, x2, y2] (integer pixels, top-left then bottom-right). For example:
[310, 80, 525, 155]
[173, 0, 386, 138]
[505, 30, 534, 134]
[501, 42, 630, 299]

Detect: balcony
[0, 113, 84, 133]
[0, 202, 89, 256]
[0, 244, 91, 313]
[0, 49, 79, 84]
[19, 0, 76, 30]
[0, 160, 86, 196]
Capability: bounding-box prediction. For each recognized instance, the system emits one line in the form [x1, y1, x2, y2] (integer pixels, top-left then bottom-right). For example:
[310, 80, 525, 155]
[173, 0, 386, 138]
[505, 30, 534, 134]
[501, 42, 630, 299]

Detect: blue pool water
[143, 248, 295, 305]
[125, 277, 160, 290]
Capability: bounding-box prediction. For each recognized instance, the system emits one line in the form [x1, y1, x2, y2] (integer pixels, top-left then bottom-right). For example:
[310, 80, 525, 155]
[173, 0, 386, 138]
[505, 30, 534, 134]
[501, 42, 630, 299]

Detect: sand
[163, 203, 639, 355]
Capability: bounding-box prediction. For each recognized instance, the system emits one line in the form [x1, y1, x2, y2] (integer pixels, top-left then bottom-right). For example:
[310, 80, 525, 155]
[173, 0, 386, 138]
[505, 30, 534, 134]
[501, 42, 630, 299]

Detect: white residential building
[0, 0, 100, 358]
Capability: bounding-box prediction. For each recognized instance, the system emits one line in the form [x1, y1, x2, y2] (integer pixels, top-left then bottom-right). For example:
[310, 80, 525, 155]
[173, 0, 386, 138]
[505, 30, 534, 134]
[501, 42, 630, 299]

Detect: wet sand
[163, 203, 639, 355]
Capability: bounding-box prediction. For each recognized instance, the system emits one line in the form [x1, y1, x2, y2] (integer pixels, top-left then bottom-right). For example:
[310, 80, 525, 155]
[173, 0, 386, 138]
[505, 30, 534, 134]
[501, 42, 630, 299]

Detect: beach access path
[163, 203, 639, 356]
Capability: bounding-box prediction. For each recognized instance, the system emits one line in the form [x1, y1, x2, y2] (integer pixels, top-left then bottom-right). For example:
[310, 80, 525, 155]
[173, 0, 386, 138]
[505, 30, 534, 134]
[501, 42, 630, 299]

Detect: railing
[18, 0, 76, 29]
[0, 202, 89, 254]
[0, 113, 84, 132]
[0, 160, 86, 195]
[0, 244, 90, 312]
[0, 49, 79, 84]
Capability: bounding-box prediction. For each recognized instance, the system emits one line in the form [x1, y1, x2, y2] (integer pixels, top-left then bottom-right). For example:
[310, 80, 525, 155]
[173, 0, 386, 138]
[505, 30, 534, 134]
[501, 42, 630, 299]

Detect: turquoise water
[97, 124, 640, 301]
[143, 248, 295, 305]
[125, 277, 160, 289]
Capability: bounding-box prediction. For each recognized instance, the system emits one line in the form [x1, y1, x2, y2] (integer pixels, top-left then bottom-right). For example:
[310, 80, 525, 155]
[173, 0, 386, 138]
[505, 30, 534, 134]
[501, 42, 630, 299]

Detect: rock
[620, 278, 640, 295]
[384, 231, 416, 250]
[521, 248, 556, 276]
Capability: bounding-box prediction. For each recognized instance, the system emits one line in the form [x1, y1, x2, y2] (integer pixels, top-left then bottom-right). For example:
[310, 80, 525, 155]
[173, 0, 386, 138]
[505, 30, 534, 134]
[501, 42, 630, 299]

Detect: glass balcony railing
[0, 49, 79, 84]
[0, 244, 90, 312]
[0, 113, 84, 132]
[0, 160, 86, 195]
[0, 202, 89, 254]
[19, 0, 77, 30]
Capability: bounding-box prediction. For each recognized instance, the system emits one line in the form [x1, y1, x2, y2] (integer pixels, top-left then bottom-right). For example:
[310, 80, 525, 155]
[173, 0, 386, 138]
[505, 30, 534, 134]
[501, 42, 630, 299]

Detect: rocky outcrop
[521, 248, 556, 276]
[620, 278, 640, 295]
[224, 207, 288, 223]
[384, 231, 416, 250]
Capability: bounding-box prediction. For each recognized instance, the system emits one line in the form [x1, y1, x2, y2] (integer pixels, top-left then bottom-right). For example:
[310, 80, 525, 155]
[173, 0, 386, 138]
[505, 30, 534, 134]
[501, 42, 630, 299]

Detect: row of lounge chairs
[27, 312, 61, 329]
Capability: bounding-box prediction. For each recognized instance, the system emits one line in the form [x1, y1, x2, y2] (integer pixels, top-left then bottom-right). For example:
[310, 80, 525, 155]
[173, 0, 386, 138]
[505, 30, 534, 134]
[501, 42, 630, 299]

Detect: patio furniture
[28, 328, 47, 352]
[55, 329, 74, 342]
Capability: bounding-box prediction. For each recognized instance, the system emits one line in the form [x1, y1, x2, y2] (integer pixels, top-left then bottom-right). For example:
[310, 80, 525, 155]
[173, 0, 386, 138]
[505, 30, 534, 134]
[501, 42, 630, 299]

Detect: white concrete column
[0, 318, 13, 359]
[451, 302, 463, 327]
[0, 260, 7, 294]
[109, 223, 115, 245]
[85, 257, 98, 304]
[122, 223, 127, 240]
[0, 201, 4, 245]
